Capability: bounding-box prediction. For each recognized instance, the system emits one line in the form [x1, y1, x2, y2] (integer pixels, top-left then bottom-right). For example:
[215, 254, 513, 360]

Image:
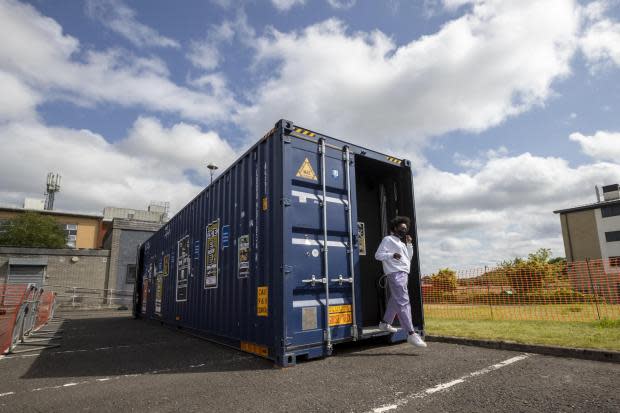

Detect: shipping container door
[283, 131, 359, 351]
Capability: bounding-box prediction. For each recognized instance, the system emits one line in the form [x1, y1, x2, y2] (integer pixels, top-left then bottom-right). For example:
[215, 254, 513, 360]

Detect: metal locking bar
[319, 138, 332, 353]
[343, 145, 359, 340]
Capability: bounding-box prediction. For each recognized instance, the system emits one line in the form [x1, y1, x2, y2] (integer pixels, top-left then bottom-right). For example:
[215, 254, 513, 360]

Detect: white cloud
[0, 117, 237, 214]
[271, 0, 305, 12]
[570, 131, 620, 162]
[187, 12, 254, 71]
[0, 0, 236, 122]
[85, 0, 179, 49]
[580, 16, 620, 69]
[415, 151, 620, 272]
[0, 70, 40, 122]
[238, 0, 580, 149]
[327, 0, 356, 10]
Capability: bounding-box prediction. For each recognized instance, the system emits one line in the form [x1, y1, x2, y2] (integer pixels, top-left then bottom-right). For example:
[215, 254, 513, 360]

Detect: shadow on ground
[19, 312, 406, 379]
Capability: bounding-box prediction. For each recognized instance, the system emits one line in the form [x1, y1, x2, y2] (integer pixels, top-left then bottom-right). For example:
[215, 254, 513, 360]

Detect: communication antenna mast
[44, 172, 61, 210]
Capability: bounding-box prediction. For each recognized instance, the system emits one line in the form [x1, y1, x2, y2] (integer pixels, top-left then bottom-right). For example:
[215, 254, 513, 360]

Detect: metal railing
[1, 284, 58, 354]
[45, 285, 133, 310]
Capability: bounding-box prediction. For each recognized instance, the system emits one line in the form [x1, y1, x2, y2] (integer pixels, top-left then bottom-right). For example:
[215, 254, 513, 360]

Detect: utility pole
[207, 163, 218, 185]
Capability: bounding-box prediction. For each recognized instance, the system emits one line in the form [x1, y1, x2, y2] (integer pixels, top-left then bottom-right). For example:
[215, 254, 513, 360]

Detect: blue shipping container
[133, 119, 424, 366]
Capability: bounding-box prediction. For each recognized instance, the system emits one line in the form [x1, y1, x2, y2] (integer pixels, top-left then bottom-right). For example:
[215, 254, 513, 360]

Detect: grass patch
[424, 303, 620, 322]
[425, 317, 620, 351]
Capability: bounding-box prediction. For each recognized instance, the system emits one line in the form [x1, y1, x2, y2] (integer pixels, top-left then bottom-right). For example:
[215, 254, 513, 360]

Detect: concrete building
[0, 202, 164, 308]
[102, 218, 162, 303]
[0, 206, 103, 249]
[554, 184, 620, 274]
[0, 247, 110, 307]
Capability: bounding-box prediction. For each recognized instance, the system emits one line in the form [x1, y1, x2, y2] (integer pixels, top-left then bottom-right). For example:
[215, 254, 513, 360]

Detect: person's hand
[406, 235, 412, 244]
[393, 253, 402, 260]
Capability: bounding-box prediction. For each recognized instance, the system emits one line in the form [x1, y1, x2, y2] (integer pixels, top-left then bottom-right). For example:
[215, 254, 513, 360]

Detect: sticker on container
[311, 248, 319, 258]
[328, 304, 352, 326]
[238, 234, 250, 278]
[163, 254, 169, 277]
[262, 196, 268, 211]
[176, 235, 190, 302]
[141, 276, 148, 313]
[221, 225, 230, 249]
[357, 222, 366, 256]
[331, 169, 339, 179]
[155, 274, 162, 316]
[205, 219, 220, 289]
[296, 157, 318, 181]
[257, 286, 268, 317]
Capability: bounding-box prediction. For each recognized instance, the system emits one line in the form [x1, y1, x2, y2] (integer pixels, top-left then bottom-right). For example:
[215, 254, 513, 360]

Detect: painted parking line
[369, 354, 532, 413]
[0, 354, 256, 399]
[0, 340, 181, 360]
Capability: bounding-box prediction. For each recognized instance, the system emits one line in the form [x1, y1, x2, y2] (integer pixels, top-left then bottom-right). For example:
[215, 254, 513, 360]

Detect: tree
[500, 248, 562, 293]
[0, 212, 67, 248]
[430, 268, 458, 292]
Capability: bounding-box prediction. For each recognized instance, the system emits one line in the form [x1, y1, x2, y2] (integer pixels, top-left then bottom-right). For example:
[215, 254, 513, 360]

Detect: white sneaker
[407, 333, 427, 348]
[379, 322, 398, 333]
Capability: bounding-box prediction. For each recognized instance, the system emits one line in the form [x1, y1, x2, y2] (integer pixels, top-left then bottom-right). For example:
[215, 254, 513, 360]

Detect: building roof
[0, 206, 102, 219]
[553, 198, 620, 214]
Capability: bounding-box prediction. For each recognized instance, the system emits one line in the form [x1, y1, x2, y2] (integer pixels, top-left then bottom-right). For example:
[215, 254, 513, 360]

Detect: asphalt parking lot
[1, 312, 618, 413]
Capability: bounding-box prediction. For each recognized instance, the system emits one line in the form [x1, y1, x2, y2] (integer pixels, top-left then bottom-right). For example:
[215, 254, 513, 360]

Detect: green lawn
[424, 303, 620, 322]
[425, 317, 620, 351]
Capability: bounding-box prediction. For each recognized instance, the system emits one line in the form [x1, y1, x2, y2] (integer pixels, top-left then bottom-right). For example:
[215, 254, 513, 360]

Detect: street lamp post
[207, 163, 218, 185]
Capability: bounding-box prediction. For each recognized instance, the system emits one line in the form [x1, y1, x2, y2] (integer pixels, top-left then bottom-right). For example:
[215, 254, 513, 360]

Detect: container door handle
[302, 274, 327, 286]
[330, 274, 353, 285]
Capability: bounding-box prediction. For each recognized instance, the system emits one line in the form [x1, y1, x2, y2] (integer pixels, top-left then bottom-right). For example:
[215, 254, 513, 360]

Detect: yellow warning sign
[328, 304, 352, 326]
[257, 286, 268, 317]
[296, 158, 318, 181]
[240, 341, 269, 357]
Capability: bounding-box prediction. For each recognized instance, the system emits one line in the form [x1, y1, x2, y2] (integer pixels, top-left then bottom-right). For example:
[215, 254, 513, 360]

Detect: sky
[0, 0, 619, 273]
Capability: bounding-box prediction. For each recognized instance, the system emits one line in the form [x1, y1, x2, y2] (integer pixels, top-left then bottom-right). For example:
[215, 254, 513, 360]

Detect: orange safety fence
[35, 291, 57, 331]
[422, 258, 620, 322]
[0, 284, 30, 354]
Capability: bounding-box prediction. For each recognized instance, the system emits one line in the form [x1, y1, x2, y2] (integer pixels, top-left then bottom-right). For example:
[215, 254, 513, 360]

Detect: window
[126, 264, 137, 284]
[601, 205, 620, 218]
[0, 219, 10, 235]
[605, 231, 620, 243]
[610, 257, 620, 267]
[63, 223, 78, 248]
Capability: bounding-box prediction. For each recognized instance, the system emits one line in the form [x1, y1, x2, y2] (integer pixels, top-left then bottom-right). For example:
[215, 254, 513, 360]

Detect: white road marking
[0, 354, 256, 399]
[1, 341, 174, 360]
[369, 354, 531, 413]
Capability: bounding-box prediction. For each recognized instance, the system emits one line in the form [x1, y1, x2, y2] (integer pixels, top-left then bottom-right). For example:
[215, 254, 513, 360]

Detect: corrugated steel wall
[140, 126, 283, 358]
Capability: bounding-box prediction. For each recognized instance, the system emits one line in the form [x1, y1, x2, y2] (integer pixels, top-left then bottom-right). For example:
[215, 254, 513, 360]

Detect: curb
[426, 335, 620, 364]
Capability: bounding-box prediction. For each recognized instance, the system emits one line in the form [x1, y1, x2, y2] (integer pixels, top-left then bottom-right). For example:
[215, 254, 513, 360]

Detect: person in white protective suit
[374, 216, 427, 348]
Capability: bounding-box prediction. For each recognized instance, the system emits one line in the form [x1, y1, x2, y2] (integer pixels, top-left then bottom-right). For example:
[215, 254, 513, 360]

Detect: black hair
[390, 216, 411, 232]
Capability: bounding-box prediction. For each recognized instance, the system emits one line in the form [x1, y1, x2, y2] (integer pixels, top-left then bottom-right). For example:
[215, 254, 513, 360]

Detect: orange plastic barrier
[35, 291, 57, 330]
[0, 284, 30, 354]
[422, 258, 620, 322]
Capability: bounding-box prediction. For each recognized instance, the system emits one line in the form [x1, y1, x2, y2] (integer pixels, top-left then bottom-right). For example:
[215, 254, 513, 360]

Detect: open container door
[354, 155, 424, 339]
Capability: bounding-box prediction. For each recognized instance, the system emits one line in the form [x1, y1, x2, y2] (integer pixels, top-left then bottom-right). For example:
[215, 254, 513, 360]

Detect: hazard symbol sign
[296, 158, 318, 181]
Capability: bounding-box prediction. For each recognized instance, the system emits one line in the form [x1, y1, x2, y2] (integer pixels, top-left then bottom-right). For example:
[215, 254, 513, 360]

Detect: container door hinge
[281, 265, 293, 274]
[281, 197, 292, 207]
[351, 325, 359, 340]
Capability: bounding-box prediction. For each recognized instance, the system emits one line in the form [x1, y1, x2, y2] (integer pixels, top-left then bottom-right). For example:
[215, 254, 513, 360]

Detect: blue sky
[1, 0, 619, 272]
